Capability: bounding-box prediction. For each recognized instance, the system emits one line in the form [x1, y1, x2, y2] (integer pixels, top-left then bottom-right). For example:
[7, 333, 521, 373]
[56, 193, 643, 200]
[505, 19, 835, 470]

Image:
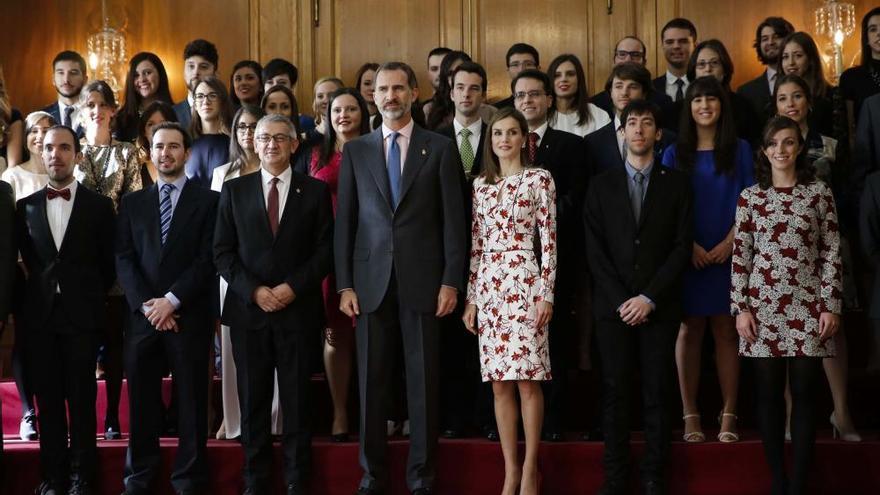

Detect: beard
[379, 101, 410, 121]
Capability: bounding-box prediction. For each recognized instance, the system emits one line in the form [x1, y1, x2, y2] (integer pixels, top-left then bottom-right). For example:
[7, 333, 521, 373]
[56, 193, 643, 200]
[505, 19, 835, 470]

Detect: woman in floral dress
[463, 107, 556, 495]
[731, 115, 842, 495]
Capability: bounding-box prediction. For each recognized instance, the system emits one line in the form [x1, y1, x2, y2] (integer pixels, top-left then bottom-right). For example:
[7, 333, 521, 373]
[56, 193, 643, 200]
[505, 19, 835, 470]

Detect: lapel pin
[421, 149, 426, 155]
[296, 188, 301, 194]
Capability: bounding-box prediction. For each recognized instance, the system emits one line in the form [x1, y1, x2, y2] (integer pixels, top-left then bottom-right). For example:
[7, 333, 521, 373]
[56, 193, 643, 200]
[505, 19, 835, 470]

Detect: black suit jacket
[41, 101, 84, 137]
[584, 164, 693, 322]
[0, 181, 15, 322]
[852, 93, 880, 204]
[436, 122, 487, 177]
[859, 171, 880, 319]
[591, 90, 676, 128]
[584, 122, 677, 176]
[16, 185, 116, 330]
[737, 72, 773, 130]
[494, 96, 514, 109]
[214, 169, 333, 331]
[334, 125, 467, 314]
[115, 180, 219, 330]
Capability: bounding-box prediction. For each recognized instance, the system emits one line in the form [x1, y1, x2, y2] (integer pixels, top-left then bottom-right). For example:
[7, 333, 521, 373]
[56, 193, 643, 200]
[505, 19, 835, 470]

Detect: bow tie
[47, 188, 71, 201]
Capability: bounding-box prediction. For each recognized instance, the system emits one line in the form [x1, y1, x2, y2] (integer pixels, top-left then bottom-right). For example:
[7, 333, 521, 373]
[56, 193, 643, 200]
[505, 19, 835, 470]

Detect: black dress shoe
[642, 480, 666, 495]
[104, 417, 122, 440]
[542, 430, 563, 442]
[330, 432, 350, 443]
[482, 426, 500, 442]
[441, 428, 462, 439]
[286, 483, 308, 495]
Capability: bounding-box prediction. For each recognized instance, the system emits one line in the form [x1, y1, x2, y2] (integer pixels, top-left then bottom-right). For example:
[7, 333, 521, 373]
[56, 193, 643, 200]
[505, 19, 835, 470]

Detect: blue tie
[387, 132, 401, 208]
[160, 183, 175, 245]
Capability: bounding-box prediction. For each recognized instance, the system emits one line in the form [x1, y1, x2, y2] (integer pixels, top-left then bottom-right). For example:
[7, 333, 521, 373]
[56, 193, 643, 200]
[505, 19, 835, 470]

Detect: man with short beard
[173, 39, 219, 129]
[42, 51, 88, 135]
[737, 17, 795, 129]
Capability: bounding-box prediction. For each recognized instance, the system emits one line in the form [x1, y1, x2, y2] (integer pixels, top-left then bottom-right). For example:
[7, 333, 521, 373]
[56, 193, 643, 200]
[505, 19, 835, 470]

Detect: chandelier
[86, 0, 128, 96]
[814, 0, 856, 83]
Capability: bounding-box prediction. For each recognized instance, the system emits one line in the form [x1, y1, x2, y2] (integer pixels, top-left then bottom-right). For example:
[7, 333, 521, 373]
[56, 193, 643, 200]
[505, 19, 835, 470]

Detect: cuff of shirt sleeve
[165, 292, 181, 310]
[639, 294, 655, 310]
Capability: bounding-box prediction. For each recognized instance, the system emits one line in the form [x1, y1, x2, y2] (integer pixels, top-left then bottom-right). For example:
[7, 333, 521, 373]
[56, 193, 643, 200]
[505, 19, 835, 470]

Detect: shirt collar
[614, 115, 623, 131]
[666, 71, 688, 85]
[48, 179, 78, 197]
[624, 160, 654, 180]
[261, 165, 292, 185]
[767, 67, 778, 82]
[531, 121, 549, 140]
[157, 174, 187, 192]
[453, 117, 482, 137]
[382, 118, 415, 141]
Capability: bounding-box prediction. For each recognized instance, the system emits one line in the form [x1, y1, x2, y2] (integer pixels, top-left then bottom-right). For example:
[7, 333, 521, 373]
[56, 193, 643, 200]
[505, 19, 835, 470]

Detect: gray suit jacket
[334, 124, 467, 314]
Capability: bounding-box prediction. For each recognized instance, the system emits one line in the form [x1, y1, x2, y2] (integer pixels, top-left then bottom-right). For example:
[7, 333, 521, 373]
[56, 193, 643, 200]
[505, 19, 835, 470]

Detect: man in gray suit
[335, 61, 467, 495]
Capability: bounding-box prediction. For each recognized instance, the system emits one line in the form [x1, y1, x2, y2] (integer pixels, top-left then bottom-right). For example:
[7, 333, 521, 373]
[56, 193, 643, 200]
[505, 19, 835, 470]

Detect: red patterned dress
[730, 181, 842, 357]
[466, 168, 557, 381]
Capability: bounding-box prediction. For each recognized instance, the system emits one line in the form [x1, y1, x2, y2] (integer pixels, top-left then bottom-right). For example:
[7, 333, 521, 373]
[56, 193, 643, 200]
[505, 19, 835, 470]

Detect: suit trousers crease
[231, 323, 312, 489]
[356, 274, 440, 491]
[124, 316, 211, 492]
[595, 318, 677, 484]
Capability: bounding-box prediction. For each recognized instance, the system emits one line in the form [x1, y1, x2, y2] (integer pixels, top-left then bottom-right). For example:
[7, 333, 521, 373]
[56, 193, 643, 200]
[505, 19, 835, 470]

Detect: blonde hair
[312, 77, 344, 122]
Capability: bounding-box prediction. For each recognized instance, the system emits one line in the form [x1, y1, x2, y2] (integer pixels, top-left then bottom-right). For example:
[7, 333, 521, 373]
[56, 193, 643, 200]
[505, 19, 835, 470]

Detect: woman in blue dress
[662, 76, 754, 443]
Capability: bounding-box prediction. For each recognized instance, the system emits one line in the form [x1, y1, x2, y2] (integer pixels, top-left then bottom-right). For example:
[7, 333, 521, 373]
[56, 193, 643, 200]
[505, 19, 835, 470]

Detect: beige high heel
[830, 413, 862, 442]
[682, 413, 705, 442]
[717, 412, 739, 443]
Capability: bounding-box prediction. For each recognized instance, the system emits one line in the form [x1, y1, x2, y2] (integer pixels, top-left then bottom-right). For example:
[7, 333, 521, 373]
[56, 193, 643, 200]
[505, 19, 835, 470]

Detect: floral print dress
[466, 168, 557, 381]
[730, 181, 842, 357]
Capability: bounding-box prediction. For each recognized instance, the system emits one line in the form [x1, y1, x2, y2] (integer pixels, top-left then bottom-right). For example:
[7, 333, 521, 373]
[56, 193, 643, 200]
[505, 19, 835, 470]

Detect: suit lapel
[274, 173, 301, 245]
[30, 190, 58, 257]
[246, 172, 275, 242]
[363, 129, 394, 209]
[140, 185, 162, 261]
[398, 126, 428, 205]
[637, 162, 665, 231]
[613, 167, 638, 231]
[57, 188, 85, 256]
[473, 123, 487, 175]
[535, 129, 555, 168]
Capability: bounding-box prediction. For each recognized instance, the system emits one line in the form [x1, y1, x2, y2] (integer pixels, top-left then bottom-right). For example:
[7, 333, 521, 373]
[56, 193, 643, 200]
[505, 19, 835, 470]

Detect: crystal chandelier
[86, 0, 128, 96]
[814, 0, 856, 83]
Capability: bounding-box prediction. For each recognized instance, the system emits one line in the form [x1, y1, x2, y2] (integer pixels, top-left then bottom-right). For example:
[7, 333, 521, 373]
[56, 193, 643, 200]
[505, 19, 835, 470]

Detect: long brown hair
[481, 107, 532, 183]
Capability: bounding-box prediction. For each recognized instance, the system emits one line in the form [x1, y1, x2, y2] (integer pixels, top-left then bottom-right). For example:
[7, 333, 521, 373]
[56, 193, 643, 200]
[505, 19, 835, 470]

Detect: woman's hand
[707, 238, 734, 264]
[818, 312, 840, 342]
[462, 304, 478, 335]
[535, 301, 553, 329]
[692, 243, 711, 269]
[736, 311, 758, 344]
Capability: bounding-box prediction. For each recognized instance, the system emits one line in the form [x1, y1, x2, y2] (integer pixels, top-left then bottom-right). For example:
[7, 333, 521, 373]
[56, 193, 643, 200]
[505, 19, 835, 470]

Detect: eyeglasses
[194, 92, 219, 103]
[236, 123, 257, 133]
[695, 60, 722, 70]
[513, 90, 546, 101]
[255, 133, 292, 144]
[615, 50, 645, 61]
[508, 61, 537, 70]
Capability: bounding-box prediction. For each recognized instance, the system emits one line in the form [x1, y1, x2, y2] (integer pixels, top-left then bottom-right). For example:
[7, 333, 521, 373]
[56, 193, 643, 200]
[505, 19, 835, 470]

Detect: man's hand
[253, 286, 284, 313]
[462, 304, 477, 334]
[339, 289, 361, 318]
[619, 296, 652, 326]
[271, 283, 296, 307]
[145, 298, 176, 329]
[436, 286, 458, 317]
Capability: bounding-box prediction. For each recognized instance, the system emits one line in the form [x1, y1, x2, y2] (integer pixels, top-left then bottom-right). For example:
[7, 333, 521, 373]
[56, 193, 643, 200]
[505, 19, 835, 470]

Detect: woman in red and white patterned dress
[731, 116, 842, 495]
[463, 107, 556, 495]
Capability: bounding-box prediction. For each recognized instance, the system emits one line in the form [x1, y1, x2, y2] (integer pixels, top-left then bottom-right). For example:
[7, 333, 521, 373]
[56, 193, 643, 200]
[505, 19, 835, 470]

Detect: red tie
[267, 177, 279, 236]
[47, 188, 71, 201]
[527, 132, 539, 164]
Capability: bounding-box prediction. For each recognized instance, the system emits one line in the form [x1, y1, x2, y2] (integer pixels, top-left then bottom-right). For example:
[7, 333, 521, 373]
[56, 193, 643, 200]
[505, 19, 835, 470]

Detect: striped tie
[160, 183, 175, 245]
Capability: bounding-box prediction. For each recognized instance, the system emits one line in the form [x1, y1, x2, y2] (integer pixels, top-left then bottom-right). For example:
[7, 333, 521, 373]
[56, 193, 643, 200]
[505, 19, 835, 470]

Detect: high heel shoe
[830, 413, 862, 442]
[717, 412, 739, 443]
[682, 413, 705, 443]
[518, 470, 542, 495]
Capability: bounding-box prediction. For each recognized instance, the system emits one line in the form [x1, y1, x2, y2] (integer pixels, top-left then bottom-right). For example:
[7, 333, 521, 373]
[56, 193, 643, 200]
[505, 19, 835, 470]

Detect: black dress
[840, 59, 880, 122]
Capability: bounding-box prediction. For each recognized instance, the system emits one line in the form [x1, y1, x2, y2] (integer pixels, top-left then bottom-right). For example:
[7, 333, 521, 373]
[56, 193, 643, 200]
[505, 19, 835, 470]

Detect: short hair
[753, 17, 795, 64]
[686, 39, 735, 88]
[229, 60, 264, 106]
[604, 62, 653, 95]
[620, 100, 662, 127]
[376, 61, 419, 90]
[183, 39, 218, 68]
[262, 58, 299, 86]
[661, 18, 697, 40]
[860, 8, 880, 67]
[615, 36, 647, 59]
[510, 69, 552, 97]
[506, 43, 540, 67]
[137, 101, 178, 152]
[256, 113, 298, 139]
[81, 80, 118, 107]
[451, 61, 488, 93]
[151, 121, 192, 150]
[46, 125, 81, 153]
[52, 50, 86, 73]
[428, 47, 452, 60]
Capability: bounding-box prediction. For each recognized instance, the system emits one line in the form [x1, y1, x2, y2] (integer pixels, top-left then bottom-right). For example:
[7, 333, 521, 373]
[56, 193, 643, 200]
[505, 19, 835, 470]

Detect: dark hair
[674, 76, 738, 175]
[190, 76, 233, 139]
[52, 50, 87, 73]
[506, 43, 540, 67]
[777, 32, 827, 99]
[427, 51, 471, 129]
[227, 105, 264, 179]
[620, 100, 662, 127]
[428, 47, 452, 60]
[137, 101, 178, 153]
[262, 58, 298, 86]
[604, 62, 653, 95]
[547, 54, 592, 127]
[481, 107, 532, 183]
[150, 121, 192, 150]
[47, 125, 81, 153]
[510, 68, 553, 97]
[755, 115, 815, 189]
[118, 52, 173, 140]
[616, 36, 647, 60]
[356, 62, 379, 91]
[753, 17, 795, 65]
[686, 39, 735, 88]
[772, 73, 814, 117]
[661, 18, 698, 40]
[183, 39, 218, 67]
[317, 88, 371, 170]
[860, 8, 880, 67]
[261, 84, 302, 136]
[82, 80, 118, 107]
[229, 60, 263, 107]
[451, 61, 488, 93]
[376, 61, 419, 90]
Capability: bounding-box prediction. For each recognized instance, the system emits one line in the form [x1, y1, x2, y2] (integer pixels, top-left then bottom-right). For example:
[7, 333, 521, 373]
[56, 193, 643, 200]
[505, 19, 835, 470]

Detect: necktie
[387, 132, 401, 208]
[63, 106, 74, 127]
[527, 132, 539, 164]
[47, 188, 71, 201]
[674, 79, 685, 102]
[459, 128, 475, 175]
[632, 171, 646, 222]
[159, 183, 175, 245]
[267, 177, 280, 236]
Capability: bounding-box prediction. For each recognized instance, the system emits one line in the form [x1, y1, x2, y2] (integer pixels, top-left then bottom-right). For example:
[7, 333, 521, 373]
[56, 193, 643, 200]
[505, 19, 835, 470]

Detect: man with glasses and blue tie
[116, 122, 219, 495]
[214, 114, 333, 495]
[335, 61, 466, 495]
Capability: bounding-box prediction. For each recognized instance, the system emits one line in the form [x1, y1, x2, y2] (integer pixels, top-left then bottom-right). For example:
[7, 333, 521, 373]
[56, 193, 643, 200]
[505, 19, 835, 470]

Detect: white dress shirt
[261, 166, 292, 221]
[382, 118, 414, 173]
[530, 121, 549, 146]
[46, 180, 77, 251]
[614, 115, 626, 159]
[549, 104, 612, 137]
[665, 71, 690, 100]
[453, 118, 482, 152]
[766, 67, 778, 94]
[57, 100, 81, 128]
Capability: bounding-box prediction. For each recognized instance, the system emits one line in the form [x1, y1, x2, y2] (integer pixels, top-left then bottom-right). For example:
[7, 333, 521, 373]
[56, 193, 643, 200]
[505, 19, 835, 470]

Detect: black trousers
[123, 315, 212, 493]
[543, 295, 574, 434]
[28, 299, 98, 485]
[356, 276, 440, 492]
[231, 322, 313, 491]
[595, 318, 677, 484]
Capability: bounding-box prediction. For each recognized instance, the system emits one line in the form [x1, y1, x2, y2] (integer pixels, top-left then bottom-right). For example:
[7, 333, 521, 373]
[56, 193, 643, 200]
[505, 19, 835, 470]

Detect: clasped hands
[144, 297, 179, 332]
[619, 296, 652, 326]
[692, 240, 733, 269]
[253, 283, 296, 312]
